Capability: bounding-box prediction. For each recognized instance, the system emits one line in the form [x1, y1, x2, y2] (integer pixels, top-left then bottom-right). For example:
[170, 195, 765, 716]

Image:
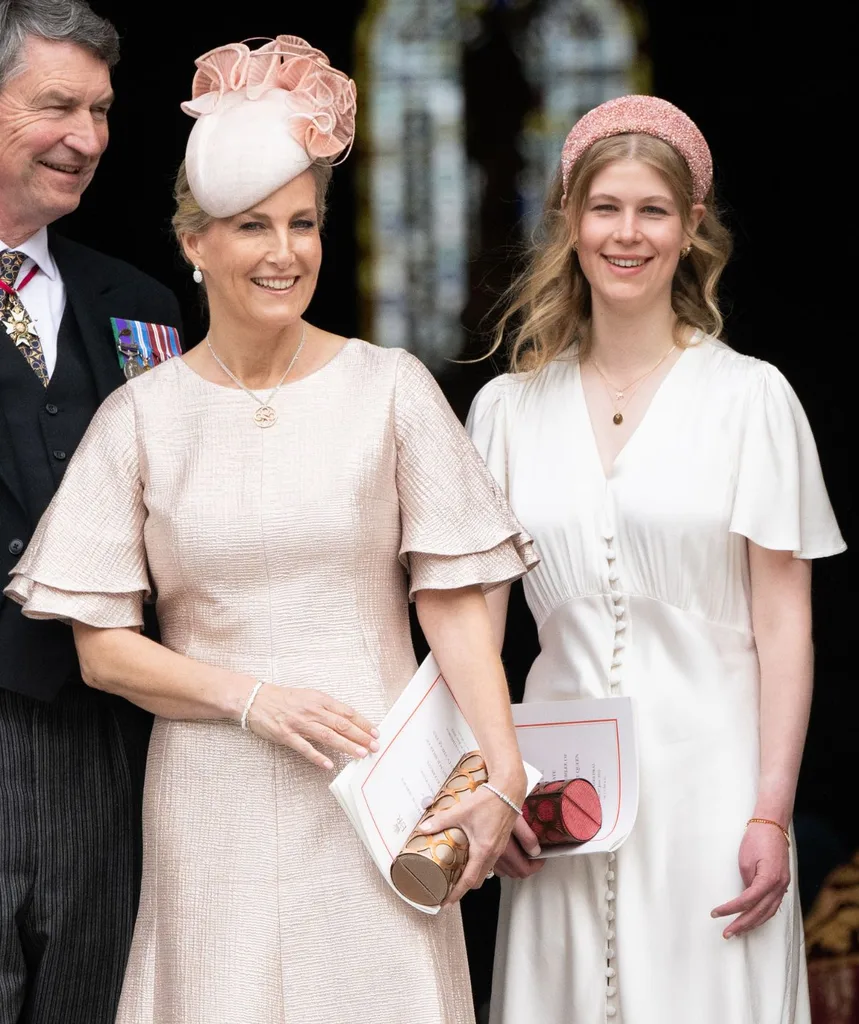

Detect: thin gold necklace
[591, 343, 676, 425]
[206, 324, 306, 428]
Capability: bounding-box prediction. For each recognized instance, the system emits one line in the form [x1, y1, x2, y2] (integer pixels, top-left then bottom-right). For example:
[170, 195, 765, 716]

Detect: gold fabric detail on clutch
[391, 752, 488, 906]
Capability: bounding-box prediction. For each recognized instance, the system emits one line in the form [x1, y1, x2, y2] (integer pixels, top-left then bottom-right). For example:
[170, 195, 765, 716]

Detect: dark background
[70, 1, 849, 1014]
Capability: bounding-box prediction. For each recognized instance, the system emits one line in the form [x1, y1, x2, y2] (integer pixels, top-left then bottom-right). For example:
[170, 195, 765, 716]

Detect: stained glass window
[357, 0, 647, 365]
[356, 0, 467, 367]
[518, 0, 648, 230]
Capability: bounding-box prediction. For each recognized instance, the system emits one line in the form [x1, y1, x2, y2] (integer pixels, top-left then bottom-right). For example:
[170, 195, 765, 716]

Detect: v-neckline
[575, 339, 696, 481]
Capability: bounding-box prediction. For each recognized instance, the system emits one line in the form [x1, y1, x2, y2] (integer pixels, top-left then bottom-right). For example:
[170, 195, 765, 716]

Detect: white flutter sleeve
[465, 376, 512, 496]
[729, 363, 845, 559]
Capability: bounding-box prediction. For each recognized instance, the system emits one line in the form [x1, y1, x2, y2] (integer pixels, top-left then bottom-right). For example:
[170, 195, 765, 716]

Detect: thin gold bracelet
[746, 817, 790, 846]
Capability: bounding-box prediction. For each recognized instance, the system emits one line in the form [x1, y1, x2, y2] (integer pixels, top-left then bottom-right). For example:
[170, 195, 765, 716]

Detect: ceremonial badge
[3, 306, 40, 348]
[110, 318, 181, 380]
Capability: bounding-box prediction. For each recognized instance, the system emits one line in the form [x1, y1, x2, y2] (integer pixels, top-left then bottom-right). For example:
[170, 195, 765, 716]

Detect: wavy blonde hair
[171, 159, 334, 258]
[489, 133, 733, 373]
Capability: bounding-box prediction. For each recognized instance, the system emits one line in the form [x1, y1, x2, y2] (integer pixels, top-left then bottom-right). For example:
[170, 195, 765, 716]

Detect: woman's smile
[601, 254, 653, 275]
[250, 275, 298, 293]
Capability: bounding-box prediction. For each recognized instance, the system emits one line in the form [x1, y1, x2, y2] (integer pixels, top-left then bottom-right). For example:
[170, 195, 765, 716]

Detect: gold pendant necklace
[206, 325, 306, 428]
[592, 342, 677, 425]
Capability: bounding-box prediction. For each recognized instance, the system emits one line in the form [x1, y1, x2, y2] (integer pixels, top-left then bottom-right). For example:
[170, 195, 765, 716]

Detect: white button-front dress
[467, 335, 845, 1024]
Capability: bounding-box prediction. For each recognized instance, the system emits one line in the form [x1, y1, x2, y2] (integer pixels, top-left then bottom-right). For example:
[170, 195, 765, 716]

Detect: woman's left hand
[710, 822, 791, 938]
[417, 784, 521, 906]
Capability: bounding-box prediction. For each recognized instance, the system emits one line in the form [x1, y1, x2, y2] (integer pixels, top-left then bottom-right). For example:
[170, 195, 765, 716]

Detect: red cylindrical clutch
[522, 778, 602, 846]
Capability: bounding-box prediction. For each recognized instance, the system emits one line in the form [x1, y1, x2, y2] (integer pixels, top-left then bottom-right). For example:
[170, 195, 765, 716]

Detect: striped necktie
[1, 249, 49, 386]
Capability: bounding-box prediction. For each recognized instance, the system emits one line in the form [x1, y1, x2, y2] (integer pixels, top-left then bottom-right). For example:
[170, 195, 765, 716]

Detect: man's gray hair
[0, 0, 119, 92]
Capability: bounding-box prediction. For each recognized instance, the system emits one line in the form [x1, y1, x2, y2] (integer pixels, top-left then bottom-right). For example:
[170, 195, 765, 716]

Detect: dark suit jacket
[0, 231, 183, 701]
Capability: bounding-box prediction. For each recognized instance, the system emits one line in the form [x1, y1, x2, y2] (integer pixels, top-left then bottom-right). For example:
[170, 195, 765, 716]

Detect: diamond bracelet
[484, 783, 523, 816]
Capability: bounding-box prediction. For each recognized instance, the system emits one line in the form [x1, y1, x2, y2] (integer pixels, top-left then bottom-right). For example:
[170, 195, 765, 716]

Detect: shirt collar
[0, 227, 58, 282]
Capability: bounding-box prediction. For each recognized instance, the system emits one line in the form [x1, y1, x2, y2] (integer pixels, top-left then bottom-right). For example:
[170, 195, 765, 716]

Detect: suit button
[45, 402, 58, 415]
[52, 449, 66, 461]
[8, 539, 25, 555]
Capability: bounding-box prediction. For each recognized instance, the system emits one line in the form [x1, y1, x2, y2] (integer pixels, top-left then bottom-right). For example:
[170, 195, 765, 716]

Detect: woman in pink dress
[6, 36, 536, 1024]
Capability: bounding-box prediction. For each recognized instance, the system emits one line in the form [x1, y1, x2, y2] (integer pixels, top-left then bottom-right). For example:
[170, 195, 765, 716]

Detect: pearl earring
[192, 265, 203, 284]
[680, 246, 692, 259]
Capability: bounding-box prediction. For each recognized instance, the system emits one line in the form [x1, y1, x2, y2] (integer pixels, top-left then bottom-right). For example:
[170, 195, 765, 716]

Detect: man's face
[0, 37, 113, 234]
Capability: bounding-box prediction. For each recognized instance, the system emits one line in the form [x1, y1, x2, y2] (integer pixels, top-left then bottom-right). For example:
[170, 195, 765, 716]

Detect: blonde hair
[489, 133, 733, 373]
[171, 159, 334, 260]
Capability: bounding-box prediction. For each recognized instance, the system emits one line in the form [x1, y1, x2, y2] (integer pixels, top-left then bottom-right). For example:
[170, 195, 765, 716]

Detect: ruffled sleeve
[394, 352, 537, 598]
[729, 363, 845, 558]
[4, 386, 149, 626]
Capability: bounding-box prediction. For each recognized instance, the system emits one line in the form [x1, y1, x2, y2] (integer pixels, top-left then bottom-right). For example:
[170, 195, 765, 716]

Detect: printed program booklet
[330, 654, 540, 914]
[512, 695, 639, 858]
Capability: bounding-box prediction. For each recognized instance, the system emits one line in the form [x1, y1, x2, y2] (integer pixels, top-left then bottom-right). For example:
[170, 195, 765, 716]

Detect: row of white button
[604, 530, 623, 1020]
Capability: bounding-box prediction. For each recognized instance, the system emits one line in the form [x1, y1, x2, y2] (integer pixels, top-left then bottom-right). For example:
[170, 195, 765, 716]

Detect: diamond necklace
[206, 324, 306, 428]
[591, 342, 676, 425]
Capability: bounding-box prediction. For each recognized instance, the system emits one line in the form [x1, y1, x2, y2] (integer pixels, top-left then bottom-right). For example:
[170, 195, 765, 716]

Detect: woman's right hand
[493, 816, 546, 879]
[246, 684, 379, 768]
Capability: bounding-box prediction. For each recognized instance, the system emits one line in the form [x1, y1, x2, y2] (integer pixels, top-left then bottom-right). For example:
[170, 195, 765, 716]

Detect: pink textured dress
[6, 339, 536, 1024]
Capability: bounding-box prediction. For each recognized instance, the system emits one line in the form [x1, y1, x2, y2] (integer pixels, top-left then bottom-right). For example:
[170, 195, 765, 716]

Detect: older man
[0, 3, 181, 1021]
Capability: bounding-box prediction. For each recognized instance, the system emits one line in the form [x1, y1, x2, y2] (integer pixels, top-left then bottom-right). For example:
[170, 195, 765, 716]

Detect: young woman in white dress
[464, 96, 845, 1024]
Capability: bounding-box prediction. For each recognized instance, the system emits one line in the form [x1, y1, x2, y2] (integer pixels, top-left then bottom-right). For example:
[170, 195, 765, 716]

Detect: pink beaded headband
[560, 95, 713, 204]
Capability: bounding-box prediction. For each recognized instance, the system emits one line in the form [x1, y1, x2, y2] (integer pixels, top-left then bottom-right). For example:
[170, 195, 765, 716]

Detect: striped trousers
[0, 684, 150, 1024]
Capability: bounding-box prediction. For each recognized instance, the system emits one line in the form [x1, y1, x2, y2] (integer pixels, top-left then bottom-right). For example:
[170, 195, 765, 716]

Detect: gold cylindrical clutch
[390, 751, 487, 907]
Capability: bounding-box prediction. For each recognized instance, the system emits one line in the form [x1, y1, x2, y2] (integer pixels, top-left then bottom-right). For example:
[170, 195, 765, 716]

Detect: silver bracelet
[240, 680, 265, 731]
[484, 782, 522, 816]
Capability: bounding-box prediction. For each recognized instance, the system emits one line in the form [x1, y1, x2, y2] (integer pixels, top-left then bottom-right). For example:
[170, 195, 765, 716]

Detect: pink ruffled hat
[560, 95, 712, 204]
[181, 36, 357, 218]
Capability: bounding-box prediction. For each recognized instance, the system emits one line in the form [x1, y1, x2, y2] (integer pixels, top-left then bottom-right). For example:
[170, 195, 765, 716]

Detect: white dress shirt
[1, 228, 66, 379]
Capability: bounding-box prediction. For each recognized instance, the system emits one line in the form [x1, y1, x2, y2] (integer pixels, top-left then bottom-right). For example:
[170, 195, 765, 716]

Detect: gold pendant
[253, 405, 277, 428]
[613, 412, 624, 425]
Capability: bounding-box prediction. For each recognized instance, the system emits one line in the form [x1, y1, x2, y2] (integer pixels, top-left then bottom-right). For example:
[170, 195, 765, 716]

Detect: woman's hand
[247, 684, 378, 769]
[493, 816, 546, 880]
[414, 586, 531, 899]
[710, 823, 791, 938]
[417, 784, 523, 905]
